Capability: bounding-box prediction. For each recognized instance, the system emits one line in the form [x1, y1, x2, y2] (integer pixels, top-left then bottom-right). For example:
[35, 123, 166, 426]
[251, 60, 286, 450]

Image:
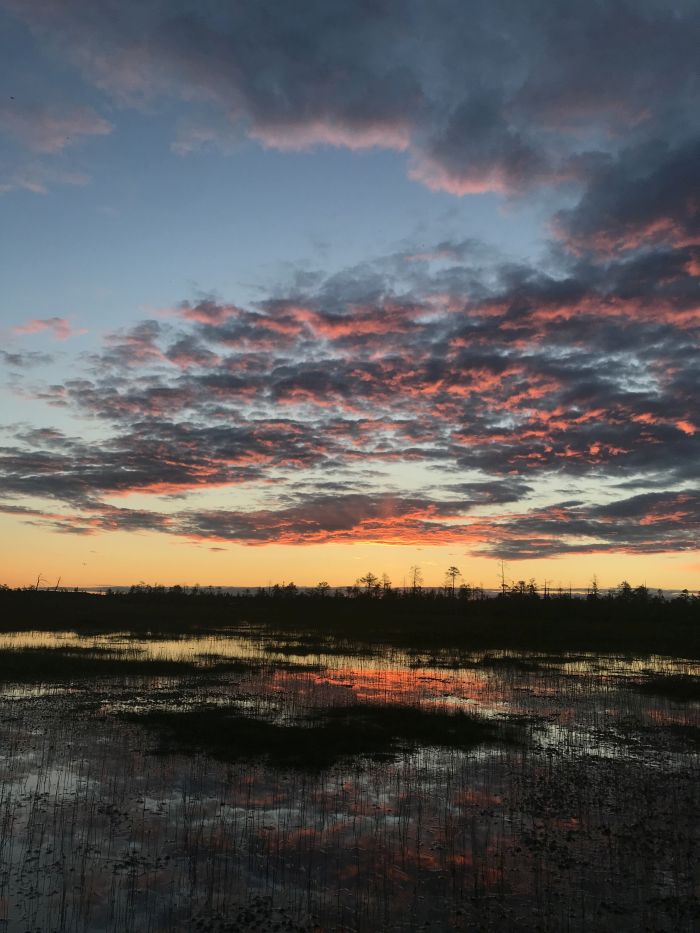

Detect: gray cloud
[0, 349, 54, 368]
[556, 138, 700, 253]
[4, 0, 699, 198]
[2, 487, 696, 560]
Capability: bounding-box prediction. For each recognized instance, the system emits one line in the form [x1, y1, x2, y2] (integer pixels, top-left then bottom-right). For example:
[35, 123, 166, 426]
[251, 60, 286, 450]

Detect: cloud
[12, 317, 85, 340]
[4, 0, 699, 196]
[249, 119, 411, 154]
[0, 102, 112, 153]
[0, 349, 53, 368]
[555, 138, 700, 254]
[0, 163, 90, 195]
[2, 487, 696, 560]
[408, 94, 549, 195]
[0, 2, 697, 559]
[480, 491, 700, 560]
[1, 232, 697, 553]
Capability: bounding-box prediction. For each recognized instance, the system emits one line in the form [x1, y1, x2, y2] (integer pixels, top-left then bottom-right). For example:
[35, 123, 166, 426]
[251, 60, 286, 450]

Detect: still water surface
[0, 630, 696, 931]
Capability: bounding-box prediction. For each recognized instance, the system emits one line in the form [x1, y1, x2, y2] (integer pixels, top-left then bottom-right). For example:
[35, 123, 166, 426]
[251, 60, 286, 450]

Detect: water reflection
[0, 632, 696, 931]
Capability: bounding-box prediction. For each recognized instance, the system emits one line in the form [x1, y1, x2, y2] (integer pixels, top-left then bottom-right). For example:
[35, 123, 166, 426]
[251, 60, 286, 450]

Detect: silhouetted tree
[358, 571, 380, 594]
[409, 565, 423, 595]
[616, 580, 633, 600]
[498, 560, 508, 596]
[445, 566, 461, 596]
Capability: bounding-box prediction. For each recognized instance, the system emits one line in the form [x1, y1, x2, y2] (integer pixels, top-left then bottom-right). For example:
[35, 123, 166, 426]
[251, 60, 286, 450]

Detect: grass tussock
[127, 702, 521, 770]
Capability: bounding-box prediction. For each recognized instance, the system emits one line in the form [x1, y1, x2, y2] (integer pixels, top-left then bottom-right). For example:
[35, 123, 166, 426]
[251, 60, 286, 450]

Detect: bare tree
[498, 560, 509, 596]
[409, 565, 423, 594]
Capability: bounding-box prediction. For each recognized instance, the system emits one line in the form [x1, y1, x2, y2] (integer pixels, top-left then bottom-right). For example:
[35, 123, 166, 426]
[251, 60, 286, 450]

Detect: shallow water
[0, 631, 697, 931]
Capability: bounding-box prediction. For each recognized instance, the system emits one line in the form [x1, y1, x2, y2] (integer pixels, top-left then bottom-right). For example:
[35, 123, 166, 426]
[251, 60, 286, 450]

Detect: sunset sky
[1, 0, 698, 591]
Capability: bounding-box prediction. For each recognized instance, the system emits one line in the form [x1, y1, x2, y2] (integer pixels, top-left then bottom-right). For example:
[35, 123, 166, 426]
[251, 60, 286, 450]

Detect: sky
[0, 0, 698, 591]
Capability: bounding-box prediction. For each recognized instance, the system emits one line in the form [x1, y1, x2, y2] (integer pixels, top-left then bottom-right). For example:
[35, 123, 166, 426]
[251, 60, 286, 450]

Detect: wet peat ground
[0, 630, 697, 932]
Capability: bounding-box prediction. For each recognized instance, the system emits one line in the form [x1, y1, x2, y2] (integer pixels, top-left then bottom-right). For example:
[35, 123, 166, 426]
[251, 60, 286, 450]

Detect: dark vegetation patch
[126, 702, 522, 770]
[660, 722, 700, 745]
[630, 674, 700, 702]
[408, 651, 594, 671]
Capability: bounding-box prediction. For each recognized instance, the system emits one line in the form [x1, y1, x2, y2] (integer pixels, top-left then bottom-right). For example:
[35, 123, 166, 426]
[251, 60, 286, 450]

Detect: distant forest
[4, 565, 697, 601]
[111, 576, 696, 602]
[1, 578, 697, 656]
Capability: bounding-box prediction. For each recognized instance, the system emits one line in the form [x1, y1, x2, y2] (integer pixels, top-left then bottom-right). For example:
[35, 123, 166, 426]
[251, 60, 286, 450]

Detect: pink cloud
[179, 300, 243, 325]
[685, 254, 700, 277]
[561, 216, 700, 256]
[249, 119, 410, 153]
[13, 317, 85, 340]
[408, 156, 509, 196]
[0, 104, 112, 154]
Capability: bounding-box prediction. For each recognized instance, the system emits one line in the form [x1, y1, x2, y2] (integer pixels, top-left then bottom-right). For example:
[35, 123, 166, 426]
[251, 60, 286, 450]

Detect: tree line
[2, 572, 697, 603]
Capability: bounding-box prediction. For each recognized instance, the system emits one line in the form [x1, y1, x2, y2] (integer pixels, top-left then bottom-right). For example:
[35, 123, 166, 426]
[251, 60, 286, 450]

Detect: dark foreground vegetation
[128, 702, 523, 770]
[1, 582, 698, 655]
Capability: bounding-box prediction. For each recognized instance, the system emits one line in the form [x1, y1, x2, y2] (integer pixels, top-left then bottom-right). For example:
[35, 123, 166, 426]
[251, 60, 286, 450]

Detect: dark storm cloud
[409, 91, 549, 194]
[556, 138, 700, 253]
[3, 0, 699, 196]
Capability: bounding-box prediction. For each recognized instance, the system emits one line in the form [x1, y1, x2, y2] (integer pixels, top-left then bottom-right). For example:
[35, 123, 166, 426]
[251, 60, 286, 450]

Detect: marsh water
[0, 629, 697, 931]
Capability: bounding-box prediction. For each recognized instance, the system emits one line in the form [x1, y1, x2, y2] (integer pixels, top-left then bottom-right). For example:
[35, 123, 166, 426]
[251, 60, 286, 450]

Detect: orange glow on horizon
[1, 514, 697, 592]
